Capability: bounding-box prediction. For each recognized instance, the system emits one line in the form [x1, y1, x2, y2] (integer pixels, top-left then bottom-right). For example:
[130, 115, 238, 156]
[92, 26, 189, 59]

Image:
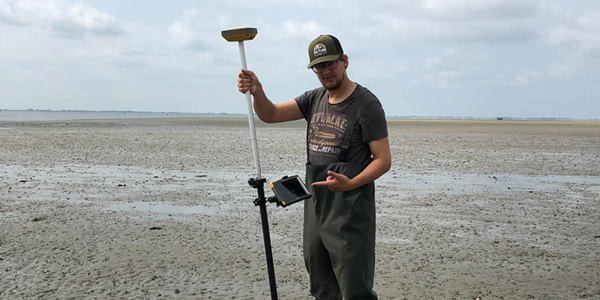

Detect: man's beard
[322, 73, 346, 91]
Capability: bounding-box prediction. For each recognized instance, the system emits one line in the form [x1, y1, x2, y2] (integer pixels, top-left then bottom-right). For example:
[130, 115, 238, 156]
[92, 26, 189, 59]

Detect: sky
[1, 0, 599, 119]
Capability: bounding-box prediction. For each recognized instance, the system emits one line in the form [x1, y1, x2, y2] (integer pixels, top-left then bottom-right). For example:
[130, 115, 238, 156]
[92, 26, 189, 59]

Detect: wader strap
[306, 87, 326, 162]
[338, 88, 368, 162]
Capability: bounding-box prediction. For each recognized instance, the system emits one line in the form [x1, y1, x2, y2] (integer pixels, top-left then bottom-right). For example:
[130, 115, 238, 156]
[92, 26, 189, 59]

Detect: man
[238, 34, 391, 300]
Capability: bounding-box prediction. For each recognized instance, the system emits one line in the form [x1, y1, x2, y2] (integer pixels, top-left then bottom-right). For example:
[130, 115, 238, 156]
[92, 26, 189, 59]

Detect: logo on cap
[313, 43, 327, 57]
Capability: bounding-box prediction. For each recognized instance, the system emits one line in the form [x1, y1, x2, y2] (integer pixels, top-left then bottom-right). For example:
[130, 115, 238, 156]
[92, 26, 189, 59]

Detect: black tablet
[268, 175, 311, 207]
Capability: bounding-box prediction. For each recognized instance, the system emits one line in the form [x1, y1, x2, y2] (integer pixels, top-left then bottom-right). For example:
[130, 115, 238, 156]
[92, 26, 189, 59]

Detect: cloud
[514, 74, 531, 86]
[510, 69, 541, 86]
[0, 0, 24, 25]
[382, 16, 536, 43]
[576, 11, 600, 32]
[169, 19, 205, 51]
[352, 0, 539, 43]
[361, 68, 394, 79]
[438, 70, 458, 79]
[424, 55, 442, 69]
[443, 47, 456, 56]
[423, 48, 457, 70]
[420, 0, 538, 20]
[523, 69, 541, 78]
[548, 64, 574, 79]
[435, 70, 460, 88]
[281, 20, 327, 40]
[546, 11, 600, 53]
[166, 8, 329, 74]
[0, 0, 123, 38]
[58, 4, 123, 37]
[167, 9, 232, 52]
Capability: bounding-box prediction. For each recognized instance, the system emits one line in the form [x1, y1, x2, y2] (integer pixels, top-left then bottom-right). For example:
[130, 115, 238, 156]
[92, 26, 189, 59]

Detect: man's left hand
[311, 170, 355, 192]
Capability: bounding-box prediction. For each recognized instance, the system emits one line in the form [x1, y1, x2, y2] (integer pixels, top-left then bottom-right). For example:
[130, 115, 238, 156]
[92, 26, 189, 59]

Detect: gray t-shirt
[295, 84, 388, 166]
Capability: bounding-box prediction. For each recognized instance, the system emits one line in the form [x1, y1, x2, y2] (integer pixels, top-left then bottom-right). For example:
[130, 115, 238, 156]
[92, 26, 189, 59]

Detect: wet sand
[1, 118, 599, 299]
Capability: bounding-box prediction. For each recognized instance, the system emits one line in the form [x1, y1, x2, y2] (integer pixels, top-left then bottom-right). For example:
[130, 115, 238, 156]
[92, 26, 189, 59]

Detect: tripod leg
[248, 178, 277, 300]
[259, 201, 278, 299]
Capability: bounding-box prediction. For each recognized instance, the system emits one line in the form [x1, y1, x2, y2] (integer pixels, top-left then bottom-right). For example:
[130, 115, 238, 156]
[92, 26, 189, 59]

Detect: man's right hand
[238, 69, 262, 95]
[236, 69, 303, 123]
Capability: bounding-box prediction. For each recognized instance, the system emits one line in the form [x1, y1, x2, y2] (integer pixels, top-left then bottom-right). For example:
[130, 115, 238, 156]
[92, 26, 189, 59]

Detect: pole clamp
[248, 177, 266, 189]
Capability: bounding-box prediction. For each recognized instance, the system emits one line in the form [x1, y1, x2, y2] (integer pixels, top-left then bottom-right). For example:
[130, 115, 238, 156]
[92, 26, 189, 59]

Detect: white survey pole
[222, 28, 278, 300]
[238, 40, 262, 179]
[221, 27, 261, 179]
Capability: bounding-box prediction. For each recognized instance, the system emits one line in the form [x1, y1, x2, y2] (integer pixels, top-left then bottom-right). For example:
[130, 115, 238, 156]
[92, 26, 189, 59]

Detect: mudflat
[1, 118, 599, 299]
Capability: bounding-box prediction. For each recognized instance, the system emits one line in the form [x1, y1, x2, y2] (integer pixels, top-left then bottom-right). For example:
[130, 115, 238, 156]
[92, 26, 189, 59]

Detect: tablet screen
[270, 175, 311, 207]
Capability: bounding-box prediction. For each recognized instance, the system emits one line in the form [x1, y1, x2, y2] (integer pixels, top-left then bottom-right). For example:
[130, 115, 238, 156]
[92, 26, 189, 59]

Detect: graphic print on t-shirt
[307, 111, 348, 159]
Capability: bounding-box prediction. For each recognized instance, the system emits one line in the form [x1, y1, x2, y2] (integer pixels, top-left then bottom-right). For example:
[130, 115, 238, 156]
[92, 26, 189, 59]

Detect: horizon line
[1, 108, 597, 121]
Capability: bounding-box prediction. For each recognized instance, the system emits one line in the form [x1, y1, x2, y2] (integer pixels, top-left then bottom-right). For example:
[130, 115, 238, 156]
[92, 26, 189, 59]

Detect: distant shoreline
[1, 108, 246, 115]
[0, 109, 596, 122]
[0, 109, 246, 122]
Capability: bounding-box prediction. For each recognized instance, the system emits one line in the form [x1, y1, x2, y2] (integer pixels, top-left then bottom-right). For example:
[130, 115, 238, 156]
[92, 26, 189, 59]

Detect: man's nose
[321, 68, 333, 75]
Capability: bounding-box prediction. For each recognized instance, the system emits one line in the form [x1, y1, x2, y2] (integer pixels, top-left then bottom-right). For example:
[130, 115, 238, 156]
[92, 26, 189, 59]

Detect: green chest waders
[303, 88, 378, 300]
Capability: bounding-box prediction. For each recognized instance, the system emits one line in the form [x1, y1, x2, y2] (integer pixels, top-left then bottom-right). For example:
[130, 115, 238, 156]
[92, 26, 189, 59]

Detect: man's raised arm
[238, 69, 304, 123]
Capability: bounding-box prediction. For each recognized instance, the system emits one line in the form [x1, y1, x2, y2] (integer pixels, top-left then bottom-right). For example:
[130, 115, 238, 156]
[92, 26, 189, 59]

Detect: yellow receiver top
[221, 27, 258, 42]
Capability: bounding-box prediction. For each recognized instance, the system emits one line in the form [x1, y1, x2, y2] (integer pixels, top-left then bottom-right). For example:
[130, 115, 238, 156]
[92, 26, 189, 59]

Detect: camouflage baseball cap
[307, 35, 344, 68]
